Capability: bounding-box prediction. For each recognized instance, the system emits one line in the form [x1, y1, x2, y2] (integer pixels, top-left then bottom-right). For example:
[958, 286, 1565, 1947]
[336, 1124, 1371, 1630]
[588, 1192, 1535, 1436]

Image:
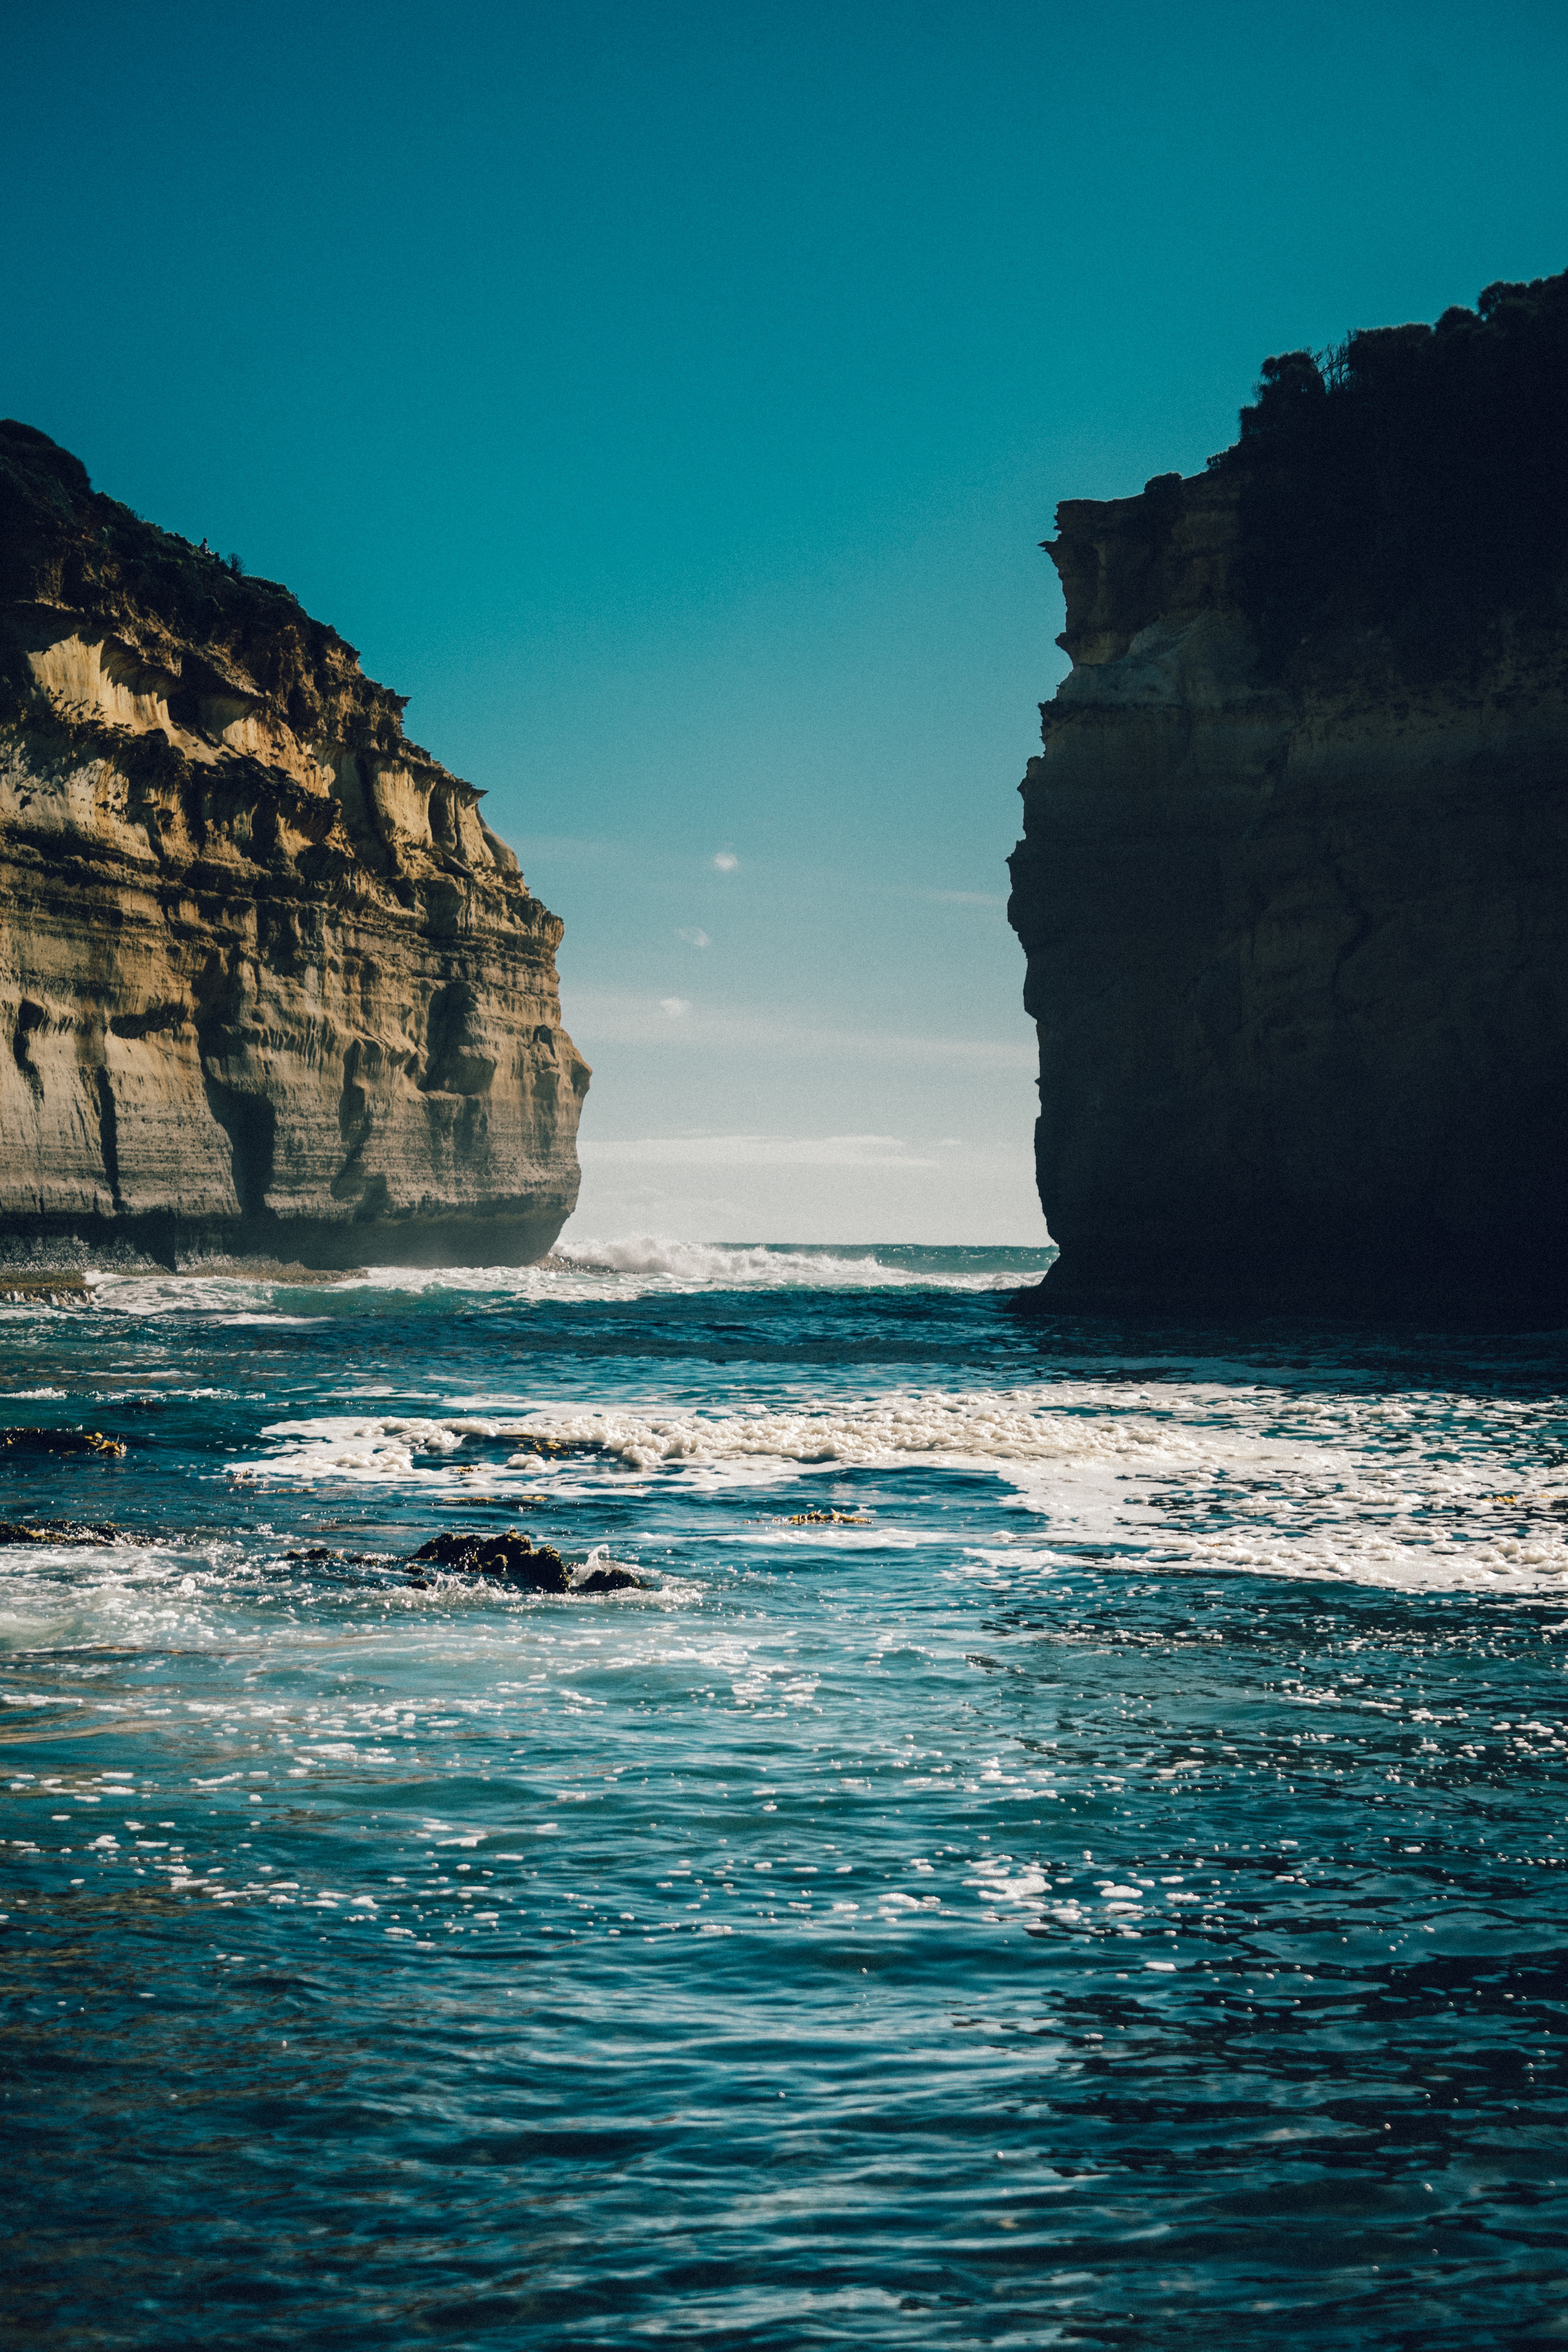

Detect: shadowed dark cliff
[1008, 270, 1568, 1320]
[0, 421, 589, 1267]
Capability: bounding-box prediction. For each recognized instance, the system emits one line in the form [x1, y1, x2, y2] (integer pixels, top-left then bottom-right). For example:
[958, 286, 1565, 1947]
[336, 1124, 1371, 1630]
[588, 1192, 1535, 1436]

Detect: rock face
[0, 421, 588, 1267]
[408, 1532, 651, 1594]
[1009, 273, 1568, 1316]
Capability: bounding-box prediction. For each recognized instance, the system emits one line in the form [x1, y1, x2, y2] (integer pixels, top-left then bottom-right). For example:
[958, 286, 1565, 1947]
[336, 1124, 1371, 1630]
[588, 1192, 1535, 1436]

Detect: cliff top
[0, 420, 444, 772]
[1046, 267, 1568, 678]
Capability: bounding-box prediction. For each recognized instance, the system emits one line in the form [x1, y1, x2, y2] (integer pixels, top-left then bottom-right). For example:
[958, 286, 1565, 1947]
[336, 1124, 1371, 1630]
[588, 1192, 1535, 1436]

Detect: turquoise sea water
[4, 1240, 1568, 2349]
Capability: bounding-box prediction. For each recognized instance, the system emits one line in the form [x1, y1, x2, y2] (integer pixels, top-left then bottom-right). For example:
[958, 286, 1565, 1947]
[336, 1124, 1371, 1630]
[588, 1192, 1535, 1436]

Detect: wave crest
[552, 1235, 892, 1286]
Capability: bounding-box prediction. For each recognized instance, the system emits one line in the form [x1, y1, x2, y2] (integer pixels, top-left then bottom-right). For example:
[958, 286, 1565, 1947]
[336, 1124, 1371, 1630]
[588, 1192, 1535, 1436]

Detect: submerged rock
[284, 1544, 388, 1566]
[569, 1559, 649, 1593]
[0, 1515, 135, 1544]
[1009, 269, 1568, 1319]
[0, 420, 589, 1269]
[0, 1426, 125, 1457]
[0, 1274, 91, 1304]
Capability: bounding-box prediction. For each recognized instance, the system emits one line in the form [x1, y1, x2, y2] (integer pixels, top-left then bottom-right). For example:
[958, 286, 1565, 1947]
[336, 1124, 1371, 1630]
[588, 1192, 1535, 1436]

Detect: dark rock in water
[408, 1530, 651, 1593]
[1008, 268, 1568, 1320]
[0, 1516, 143, 1544]
[0, 1275, 91, 1306]
[569, 1561, 649, 1593]
[0, 1427, 126, 1457]
[285, 1545, 387, 1566]
[411, 1530, 571, 1591]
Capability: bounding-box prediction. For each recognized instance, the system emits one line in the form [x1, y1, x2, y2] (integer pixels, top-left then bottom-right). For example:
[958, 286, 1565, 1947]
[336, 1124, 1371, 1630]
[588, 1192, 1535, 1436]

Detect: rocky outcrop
[1009, 272, 1568, 1317]
[0, 421, 588, 1267]
[408, 1530, 651, 1593]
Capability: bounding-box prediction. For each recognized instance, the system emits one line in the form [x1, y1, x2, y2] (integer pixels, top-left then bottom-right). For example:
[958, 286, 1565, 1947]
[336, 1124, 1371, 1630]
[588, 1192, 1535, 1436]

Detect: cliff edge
[1008, 271, 1568, 1317]
[0, 422, 588, 1268]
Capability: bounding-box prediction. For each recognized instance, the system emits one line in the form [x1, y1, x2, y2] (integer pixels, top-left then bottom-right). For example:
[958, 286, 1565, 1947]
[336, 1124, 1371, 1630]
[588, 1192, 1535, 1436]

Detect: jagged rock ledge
[1008, 271, 1568, 1321]
[0, 422, 588, 1268]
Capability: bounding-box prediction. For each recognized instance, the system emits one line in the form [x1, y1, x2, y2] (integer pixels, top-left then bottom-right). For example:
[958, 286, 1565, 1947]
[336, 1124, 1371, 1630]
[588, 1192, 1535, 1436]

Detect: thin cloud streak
[513, 836, 1010, 910]
[578, 1132, 950, 1170]
[562, 988, 1035, 1067]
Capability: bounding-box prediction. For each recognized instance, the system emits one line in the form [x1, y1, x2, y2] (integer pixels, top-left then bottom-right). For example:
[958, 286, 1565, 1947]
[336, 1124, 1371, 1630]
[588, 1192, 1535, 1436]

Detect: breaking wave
[548, 1235, 1044, 1290]
[229, 1376, 1568, 1592]
[67, 1235, 1052, 1319]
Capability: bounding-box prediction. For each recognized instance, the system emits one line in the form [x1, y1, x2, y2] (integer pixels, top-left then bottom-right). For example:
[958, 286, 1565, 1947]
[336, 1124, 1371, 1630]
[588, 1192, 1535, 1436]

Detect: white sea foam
[70, 1237, 1048, 1318]
[349, 1235, 1038, 1298]
[553, 1236, 899, 1286]
[484, 1389, 1239, 1473]
[0, 1534, 269, 1656]
[226, 1376, 1568, 1592]
[82, 1272, 329, 1322]
[236, 1386, 1246, 1491]
[235, 1417, 466, 1486]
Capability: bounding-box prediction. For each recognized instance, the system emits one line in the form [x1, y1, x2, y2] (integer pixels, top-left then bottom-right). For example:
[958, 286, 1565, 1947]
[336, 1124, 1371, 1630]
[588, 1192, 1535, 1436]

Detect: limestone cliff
[1009, 271, 1568, 1316]
[0, 421, 588, 1267]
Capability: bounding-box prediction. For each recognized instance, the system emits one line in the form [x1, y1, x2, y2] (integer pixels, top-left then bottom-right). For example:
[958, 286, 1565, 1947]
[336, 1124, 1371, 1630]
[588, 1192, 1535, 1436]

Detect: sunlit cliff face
[0, 420, 588, 1266]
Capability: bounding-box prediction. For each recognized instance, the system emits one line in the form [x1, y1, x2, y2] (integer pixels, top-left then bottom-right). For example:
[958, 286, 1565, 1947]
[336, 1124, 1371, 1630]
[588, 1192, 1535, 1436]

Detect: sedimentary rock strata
[1009, 271, 1568, 1316]
[0, 420, 587, 1266]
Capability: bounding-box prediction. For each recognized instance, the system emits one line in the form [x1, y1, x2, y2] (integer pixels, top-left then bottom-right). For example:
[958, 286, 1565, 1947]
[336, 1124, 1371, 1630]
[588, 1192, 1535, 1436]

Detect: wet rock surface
[0, 1516, 141, 1545]
[0, 1427, 126, 1457]
[569, 1560, 649, 1593]
[409, 1529, 649, 1593]
[410, 1530, 571, 1590]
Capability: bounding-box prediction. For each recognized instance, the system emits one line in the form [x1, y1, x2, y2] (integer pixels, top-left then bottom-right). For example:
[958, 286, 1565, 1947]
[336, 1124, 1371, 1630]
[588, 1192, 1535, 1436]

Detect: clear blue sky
[5, 0, 1564, 1240]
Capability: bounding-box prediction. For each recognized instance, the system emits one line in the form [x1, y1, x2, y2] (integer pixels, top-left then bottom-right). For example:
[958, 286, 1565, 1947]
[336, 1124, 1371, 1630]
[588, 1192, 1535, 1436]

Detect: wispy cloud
[578, 1132, 941, 1169]
[915, 888, 1009, 907]
[511, 836, 1009, 909]
[561, 989, 1034, 1067]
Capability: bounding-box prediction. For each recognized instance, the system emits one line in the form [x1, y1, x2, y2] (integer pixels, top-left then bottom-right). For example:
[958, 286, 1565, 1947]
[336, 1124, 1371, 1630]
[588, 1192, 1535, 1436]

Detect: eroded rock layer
[1008, 273, 1568, 1317]
[0, 421, 588, 1266]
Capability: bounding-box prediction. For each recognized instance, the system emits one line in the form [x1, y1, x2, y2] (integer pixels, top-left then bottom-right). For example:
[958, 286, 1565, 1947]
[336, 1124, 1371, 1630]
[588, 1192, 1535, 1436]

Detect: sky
[3, 0, 1564, 1242]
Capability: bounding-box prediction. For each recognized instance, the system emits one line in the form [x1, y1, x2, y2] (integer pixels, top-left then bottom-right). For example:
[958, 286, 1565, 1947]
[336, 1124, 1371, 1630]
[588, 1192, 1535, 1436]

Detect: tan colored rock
[0, 421, 588, 1267]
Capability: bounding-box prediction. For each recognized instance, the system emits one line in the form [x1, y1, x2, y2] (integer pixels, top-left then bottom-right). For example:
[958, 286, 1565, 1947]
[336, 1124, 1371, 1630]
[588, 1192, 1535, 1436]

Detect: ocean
[3, 1241, 1567, 2349]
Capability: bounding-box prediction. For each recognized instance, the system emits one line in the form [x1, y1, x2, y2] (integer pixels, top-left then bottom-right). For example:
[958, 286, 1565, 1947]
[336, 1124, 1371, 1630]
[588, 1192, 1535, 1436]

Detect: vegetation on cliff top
[0, 420, 423, 760]
[1210, 267, 1568, 669]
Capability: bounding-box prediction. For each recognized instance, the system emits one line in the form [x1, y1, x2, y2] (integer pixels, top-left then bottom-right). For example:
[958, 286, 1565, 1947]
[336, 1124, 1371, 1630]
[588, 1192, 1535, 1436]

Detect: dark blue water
[4, 1240, 1568, 2348]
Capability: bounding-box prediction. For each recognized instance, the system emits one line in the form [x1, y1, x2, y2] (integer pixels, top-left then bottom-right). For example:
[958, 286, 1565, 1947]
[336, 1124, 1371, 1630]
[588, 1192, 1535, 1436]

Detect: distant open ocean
[4, 1240, 1568, 2348]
